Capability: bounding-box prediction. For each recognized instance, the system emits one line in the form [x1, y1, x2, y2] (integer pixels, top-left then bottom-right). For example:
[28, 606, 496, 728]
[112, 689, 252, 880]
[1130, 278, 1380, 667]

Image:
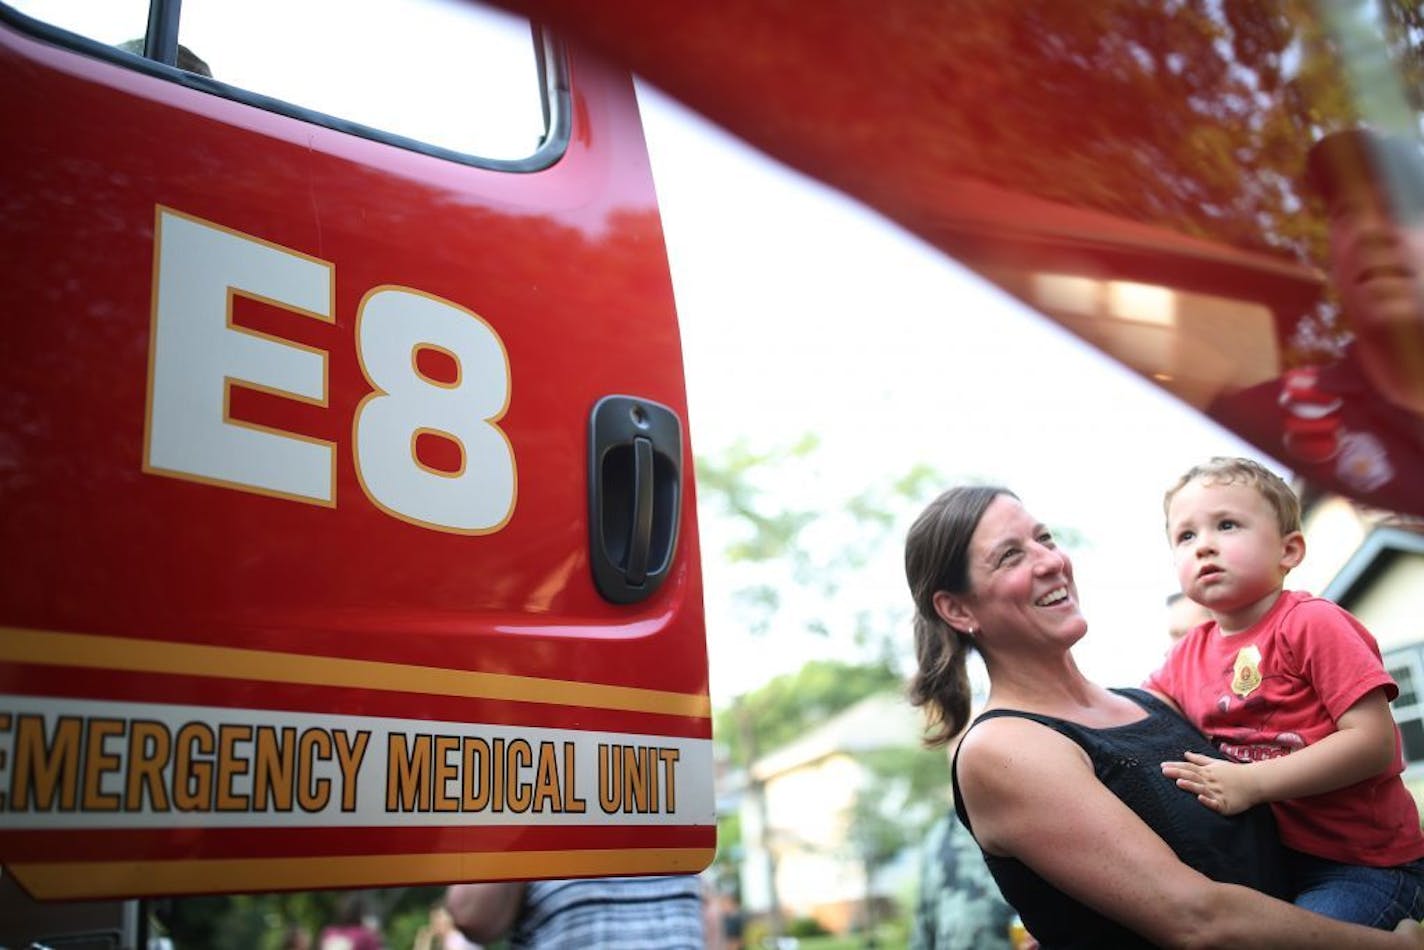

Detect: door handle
[588, 395, 682, 604]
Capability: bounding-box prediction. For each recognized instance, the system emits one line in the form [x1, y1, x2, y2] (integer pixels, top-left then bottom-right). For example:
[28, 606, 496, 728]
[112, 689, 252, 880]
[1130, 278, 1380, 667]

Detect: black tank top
[951, 688, 1287, 949]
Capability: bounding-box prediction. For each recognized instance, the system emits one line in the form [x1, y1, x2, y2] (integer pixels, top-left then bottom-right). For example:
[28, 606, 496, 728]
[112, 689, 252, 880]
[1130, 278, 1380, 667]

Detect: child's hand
[1160, 751, 1262, 816]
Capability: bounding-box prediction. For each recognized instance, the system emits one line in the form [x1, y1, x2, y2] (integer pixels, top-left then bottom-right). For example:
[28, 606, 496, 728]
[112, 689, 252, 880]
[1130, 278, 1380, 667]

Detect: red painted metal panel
[0, 14, 712, 899]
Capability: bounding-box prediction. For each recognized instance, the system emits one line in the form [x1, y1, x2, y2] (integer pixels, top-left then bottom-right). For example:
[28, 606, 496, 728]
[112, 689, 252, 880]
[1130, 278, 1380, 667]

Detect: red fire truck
[1, 0, 712, 942]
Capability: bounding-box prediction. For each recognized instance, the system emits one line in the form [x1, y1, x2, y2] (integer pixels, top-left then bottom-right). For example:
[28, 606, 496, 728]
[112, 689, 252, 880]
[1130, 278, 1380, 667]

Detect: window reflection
[913, 0, 1424, 515]
[1027, 272, 1279, 410]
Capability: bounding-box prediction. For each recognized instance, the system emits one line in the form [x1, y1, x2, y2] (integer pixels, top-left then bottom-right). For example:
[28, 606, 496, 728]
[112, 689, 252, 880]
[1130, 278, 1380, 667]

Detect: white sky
[634, 83, 1282, 704]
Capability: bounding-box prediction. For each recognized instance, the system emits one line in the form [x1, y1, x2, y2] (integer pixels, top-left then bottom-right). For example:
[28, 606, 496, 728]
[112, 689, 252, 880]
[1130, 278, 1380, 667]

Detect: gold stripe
[7, 848, 717, 900]
[0, 628, 710, 718]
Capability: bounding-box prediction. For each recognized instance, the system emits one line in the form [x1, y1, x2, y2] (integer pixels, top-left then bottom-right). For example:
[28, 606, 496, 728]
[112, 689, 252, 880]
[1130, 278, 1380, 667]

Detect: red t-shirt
[1145, 590, 1424, 866]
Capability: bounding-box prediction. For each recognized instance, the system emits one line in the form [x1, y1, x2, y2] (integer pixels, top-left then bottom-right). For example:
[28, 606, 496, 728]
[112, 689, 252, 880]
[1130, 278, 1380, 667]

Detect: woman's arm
[958, 717, 1420, 950]
[1161, 688, 1396, 815]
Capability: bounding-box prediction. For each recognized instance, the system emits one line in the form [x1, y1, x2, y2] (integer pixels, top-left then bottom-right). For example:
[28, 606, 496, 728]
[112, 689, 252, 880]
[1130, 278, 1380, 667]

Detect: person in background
[1167, 590, 1213, 643]
[911, 727, 1021, 950]
[413, 901, 478, 950]
[116, 38, 213, 77]
[1210, 128, 1424, 514]
[317, 894, 383, 950]
[905, 483, 1424, 947]
[1148, 456, 1424, 927]
[444, 875, 704, 950]
[1308, 128, 1424, 421]
[712, 888, 744, 950]
[910, 800, 1016, 950]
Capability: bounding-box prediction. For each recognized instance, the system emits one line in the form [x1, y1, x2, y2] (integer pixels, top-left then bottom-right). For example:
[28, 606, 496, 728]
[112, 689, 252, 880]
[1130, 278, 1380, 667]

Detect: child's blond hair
[1164, 457, 1301, 536]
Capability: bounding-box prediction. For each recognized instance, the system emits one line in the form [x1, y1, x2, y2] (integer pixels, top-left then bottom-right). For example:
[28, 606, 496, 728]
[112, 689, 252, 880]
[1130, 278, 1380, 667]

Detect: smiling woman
[903, 485, 1424, 949]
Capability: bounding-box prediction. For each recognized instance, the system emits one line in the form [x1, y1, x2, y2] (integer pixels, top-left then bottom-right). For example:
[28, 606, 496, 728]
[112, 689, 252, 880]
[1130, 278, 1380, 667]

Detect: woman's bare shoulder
[956, 714, 1097, 855]
[958, 713, 1090, 777]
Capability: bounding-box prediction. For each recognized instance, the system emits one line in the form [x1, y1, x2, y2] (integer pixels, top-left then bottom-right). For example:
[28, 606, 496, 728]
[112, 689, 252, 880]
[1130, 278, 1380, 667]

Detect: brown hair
[904, 485, 1014, 747]
[1306, 128, 1424, 223]
[1163, 457, 1301, 536]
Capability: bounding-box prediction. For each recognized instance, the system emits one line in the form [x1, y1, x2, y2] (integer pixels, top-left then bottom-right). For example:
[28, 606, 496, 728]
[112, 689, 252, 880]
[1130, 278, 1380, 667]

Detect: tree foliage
[154, 886, 442, 950]
[902, 0, 1420, 259]
[845, 746, 952, 869]
[715, 659, 905, 770]
[844, 746, 953, 934]
[916, 0, 1423, 365]
[697, 438, 947, 649]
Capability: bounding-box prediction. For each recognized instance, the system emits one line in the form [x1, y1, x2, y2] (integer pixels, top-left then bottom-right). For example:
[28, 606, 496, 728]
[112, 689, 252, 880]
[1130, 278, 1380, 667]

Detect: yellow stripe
[7, 848, 717, 900]
[0, 628, 710, 718]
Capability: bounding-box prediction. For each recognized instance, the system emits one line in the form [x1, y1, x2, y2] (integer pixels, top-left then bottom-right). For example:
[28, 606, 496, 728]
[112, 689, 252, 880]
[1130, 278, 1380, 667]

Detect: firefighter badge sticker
[1231, 645, 1263, 699]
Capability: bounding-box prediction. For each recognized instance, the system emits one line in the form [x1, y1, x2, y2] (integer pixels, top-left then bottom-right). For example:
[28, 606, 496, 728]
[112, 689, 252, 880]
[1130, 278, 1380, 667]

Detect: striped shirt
[508, 875, 704, 949]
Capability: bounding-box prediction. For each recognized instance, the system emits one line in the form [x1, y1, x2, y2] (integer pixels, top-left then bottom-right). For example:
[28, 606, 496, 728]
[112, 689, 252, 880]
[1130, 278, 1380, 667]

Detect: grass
[783, 924, 907, 950]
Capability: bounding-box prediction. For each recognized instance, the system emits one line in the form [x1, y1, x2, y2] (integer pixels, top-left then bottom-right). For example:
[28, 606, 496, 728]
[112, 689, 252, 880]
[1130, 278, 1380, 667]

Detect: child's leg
[1287, 849, 1424, 928]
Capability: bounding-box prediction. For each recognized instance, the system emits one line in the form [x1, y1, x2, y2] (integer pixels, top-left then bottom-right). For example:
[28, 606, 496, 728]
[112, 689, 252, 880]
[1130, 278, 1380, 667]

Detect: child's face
[1167, 477, 1301, 620]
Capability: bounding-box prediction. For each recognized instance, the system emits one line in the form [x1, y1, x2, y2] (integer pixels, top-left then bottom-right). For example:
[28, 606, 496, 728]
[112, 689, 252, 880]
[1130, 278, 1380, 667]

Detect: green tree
[697, 438, 947, 657]
[699, 439, 950, 938]
[843, 746, 953, 945]
[153, 885, 442, 949]
[715, 659, 902, 771]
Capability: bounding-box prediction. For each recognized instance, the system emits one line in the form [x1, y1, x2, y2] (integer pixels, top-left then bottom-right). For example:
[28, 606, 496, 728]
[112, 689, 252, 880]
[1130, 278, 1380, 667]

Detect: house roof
[749, 691, 929, 782]
[1323, 525, 1424, 607]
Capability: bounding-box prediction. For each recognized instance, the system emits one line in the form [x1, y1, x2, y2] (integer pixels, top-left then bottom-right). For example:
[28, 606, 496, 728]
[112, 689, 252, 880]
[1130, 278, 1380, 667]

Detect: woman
[905, 485, 1423, 948]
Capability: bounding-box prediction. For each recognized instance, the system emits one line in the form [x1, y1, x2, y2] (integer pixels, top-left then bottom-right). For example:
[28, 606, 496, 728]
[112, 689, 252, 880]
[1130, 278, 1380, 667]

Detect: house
[737, 692, 935, 935]
[1298, 491, 1424, 794]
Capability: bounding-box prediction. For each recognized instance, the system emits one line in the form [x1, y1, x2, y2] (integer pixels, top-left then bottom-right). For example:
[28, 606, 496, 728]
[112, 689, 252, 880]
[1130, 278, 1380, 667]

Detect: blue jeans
[1286, 848, 1424, 929]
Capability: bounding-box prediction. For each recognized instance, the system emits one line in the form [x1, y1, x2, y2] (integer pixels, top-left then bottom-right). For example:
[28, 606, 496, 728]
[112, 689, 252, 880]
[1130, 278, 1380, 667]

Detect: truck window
[4, 0, 551, 164]
[6, 0, 147, 46]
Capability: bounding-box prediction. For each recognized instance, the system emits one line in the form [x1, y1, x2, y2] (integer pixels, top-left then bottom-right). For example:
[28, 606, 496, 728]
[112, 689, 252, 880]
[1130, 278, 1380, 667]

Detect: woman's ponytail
[908, 612, 972, 746]
[903, 485, 1012, 747]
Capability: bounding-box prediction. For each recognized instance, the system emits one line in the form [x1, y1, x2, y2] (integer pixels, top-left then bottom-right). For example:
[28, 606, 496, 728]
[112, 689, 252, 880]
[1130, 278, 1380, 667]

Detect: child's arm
[1141, 652, 1185, 716]
[1160, 687, 1397, 816]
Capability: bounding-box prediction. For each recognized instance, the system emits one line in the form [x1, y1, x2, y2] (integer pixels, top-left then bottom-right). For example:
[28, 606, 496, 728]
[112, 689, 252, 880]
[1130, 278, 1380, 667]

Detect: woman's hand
[1161, 751, 1262, 816]
[1394, 916, 1424, 946]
